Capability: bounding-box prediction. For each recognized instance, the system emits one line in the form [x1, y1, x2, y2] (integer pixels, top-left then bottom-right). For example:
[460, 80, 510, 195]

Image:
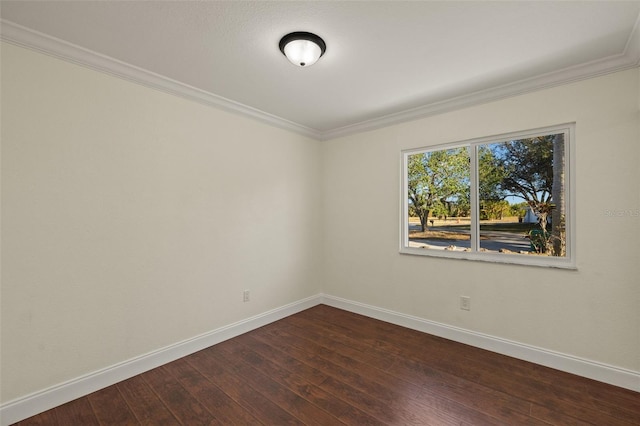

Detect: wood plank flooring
[14, 305, 640, 425]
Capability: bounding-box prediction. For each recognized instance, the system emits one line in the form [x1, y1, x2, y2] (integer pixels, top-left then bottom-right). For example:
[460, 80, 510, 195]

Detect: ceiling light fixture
[279, 32, 326, 67]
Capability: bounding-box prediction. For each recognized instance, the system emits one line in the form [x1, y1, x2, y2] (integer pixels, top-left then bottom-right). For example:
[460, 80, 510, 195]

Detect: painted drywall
[2, 38, 639, 409]
[322, 68, 640, 373]
[1, 42, 322, 403]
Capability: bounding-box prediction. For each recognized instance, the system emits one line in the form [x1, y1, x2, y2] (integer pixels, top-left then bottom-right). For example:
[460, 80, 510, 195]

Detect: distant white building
[523, 207, 551, 224]
[523, 207, 537, 223]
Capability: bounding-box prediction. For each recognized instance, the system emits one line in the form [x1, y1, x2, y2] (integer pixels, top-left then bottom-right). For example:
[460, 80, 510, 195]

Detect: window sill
[399, 246, 577, 269]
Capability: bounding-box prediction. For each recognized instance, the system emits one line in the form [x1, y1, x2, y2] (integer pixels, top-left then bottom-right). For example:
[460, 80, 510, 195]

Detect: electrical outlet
[460, 296, 471, 311]
[243, 290, 250, 302]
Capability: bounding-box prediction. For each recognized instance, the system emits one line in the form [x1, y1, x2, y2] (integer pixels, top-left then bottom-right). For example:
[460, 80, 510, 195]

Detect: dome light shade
[279, 32, 326, 67]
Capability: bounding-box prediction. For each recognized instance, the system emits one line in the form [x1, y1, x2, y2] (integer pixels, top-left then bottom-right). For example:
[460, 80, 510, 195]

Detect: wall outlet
[460, 296, 471, 311]
[243, 290, 250, 302]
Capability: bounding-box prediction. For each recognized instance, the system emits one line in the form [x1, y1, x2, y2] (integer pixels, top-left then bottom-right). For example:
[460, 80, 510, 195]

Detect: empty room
[1, 1, 639, 425]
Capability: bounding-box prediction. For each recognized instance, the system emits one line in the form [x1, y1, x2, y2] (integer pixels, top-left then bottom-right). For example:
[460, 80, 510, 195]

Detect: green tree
[478, 145, 507, 202]
[510, 202, 529, 218]
[496, 136, 554, 232]
[407, 148, 469, 232]
[481, 200, 510, 220]
[478, 145, 508, 220]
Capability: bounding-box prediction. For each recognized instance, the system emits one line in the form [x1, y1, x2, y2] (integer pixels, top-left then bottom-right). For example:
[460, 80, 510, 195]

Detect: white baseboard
[320, 294, 640, 393]
[0, 294, 323, 426]
[3, 293, 638, 425]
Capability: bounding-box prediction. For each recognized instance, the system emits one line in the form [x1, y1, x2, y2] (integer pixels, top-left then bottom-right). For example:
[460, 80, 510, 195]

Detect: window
[401, 124, 575, 268]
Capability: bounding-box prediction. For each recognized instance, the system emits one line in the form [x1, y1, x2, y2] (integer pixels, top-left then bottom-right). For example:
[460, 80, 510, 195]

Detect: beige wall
[322, 68, 640, 372]
[1, 43, 322, 402]
[2, 40, 639, 405]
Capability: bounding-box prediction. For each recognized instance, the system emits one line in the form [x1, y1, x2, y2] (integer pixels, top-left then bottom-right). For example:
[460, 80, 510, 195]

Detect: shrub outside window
[401, 124, 575, 268]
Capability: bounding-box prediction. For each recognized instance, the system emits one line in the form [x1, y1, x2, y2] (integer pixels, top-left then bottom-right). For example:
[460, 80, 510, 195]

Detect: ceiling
[2, 1, 639, 140]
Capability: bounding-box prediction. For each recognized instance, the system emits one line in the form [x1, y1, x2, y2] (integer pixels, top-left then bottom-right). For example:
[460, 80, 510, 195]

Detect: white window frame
[400, 123, 576, 269]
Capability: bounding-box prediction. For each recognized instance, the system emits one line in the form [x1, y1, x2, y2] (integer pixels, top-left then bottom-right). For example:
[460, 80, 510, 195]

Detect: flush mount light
[279, 32, 326, 67]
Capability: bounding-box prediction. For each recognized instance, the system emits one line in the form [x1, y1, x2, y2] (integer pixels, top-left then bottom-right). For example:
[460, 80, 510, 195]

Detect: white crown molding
[321, 294, 640, 393]
[322, 48, 640, 141]
[626, 11, 640, 67]
[0, 294, 324, 425]
[0, 19, 323, 141]
[2, 17, 639, 143]
[321, 13, 640, 141]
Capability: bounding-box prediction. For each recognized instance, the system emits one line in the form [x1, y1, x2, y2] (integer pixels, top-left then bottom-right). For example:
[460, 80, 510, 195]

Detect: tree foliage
[495, 136, 554, 230]
[406, 133, 566, 256]
[478, 145, 508, 219]
[493, 134, 566, 255]
[478, 145, 507, 202]
[510, 202, 529, 218]
[407, 148, 469, 231]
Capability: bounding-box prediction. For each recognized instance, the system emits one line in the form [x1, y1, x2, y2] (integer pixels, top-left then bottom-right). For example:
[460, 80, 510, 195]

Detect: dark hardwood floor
[15, 305, 640, 425]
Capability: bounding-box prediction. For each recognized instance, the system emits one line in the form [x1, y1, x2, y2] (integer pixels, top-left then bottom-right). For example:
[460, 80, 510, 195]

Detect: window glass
[402, 125, 573, 267]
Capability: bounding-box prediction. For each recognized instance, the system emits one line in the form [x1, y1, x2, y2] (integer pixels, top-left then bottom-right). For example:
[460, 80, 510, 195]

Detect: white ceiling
[2, 1, 639, 140]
